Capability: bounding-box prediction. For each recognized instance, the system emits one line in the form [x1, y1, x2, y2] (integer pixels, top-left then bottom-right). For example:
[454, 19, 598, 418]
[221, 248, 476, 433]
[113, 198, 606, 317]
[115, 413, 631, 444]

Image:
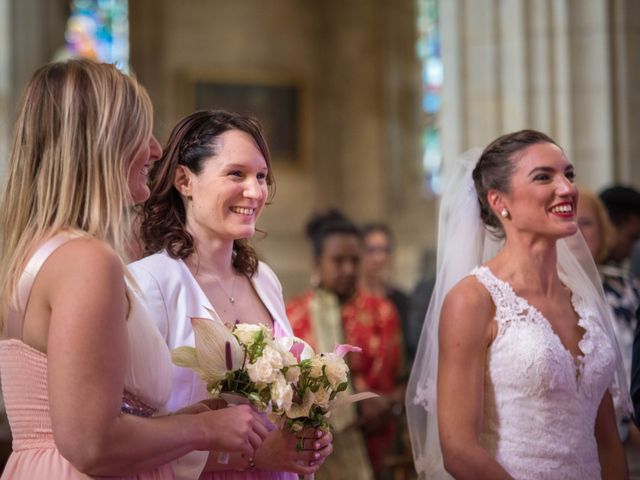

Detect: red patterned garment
[286, 289, 401, 393]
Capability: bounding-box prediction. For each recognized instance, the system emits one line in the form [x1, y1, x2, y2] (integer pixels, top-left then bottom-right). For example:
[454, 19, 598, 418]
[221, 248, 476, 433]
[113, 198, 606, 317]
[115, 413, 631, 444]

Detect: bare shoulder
[439, 275, 495, 339]
[42, 237, 124, 294]
[51, 236, 122, 271]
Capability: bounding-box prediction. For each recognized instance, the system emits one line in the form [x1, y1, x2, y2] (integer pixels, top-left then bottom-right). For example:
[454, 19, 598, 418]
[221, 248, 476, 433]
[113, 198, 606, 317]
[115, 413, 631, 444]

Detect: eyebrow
[528, 165, 574, 176]
[225, 163, 268, 171]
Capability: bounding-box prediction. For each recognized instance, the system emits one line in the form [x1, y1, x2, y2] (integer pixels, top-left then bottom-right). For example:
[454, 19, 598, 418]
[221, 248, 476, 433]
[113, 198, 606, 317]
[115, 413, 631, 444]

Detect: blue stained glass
[417, 0, 442, 196]
[64, 0, 129, 72]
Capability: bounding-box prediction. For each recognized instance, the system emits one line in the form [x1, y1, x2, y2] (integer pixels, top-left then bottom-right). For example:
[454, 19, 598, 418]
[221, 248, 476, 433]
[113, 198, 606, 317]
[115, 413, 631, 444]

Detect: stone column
[440, 0, 634, 190]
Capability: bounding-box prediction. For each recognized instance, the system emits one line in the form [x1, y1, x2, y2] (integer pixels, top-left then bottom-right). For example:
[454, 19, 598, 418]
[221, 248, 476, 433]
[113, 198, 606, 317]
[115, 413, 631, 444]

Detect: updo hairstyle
[471, 129, 558, 237]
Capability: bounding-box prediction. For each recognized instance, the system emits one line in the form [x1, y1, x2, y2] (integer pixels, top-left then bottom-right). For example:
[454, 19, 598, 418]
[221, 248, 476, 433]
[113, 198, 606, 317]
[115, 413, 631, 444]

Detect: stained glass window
[62, 0, 129, 72]
[416, 0, 442, 196]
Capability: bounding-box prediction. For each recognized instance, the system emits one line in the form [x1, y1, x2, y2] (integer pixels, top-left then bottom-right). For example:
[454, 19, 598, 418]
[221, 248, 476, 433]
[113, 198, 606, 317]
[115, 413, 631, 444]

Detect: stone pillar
[610, 0, 640, 185]
[440, 0, 632, 190]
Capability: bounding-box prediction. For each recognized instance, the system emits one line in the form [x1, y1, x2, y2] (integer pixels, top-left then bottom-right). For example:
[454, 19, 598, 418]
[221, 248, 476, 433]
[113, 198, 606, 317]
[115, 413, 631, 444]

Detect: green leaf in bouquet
[247, 391, 263, 405]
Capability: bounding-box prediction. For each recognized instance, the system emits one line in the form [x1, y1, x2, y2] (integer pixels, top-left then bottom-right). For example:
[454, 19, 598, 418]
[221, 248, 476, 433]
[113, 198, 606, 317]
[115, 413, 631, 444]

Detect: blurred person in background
[587, 185, 640, 404]
[577, 188, 640, 472]
[360, 222, 410, 367]
[287, 209, 403, 479]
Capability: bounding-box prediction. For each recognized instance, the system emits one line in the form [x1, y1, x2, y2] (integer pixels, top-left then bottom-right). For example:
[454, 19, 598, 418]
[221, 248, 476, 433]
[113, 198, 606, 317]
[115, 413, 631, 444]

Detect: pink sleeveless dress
[0, 235, 175, 479]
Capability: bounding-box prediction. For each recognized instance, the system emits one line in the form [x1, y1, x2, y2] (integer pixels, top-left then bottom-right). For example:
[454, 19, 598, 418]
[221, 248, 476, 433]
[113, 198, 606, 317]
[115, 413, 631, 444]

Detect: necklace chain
[214, 274, 237, 305]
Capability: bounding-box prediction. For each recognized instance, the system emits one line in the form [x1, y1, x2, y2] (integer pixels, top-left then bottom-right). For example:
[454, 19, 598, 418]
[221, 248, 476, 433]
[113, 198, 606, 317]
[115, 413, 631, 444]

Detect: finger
[247, 430, 263, 451]
[199, 398, 228, 410]
[314, 432, 332, 449]
[291, 459, 320, 475]
[297, 449, 322, 463]
[297, 437, 323, 451]
[187, 403, 210, 414]
[252, 418, 269, 439]
[315, 442, 333, 460]
[240, 441, 255, 458]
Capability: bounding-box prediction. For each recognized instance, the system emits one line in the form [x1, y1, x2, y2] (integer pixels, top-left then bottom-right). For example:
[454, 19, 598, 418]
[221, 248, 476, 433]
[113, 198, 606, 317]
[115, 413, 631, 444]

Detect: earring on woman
[500, 208, 509, 219]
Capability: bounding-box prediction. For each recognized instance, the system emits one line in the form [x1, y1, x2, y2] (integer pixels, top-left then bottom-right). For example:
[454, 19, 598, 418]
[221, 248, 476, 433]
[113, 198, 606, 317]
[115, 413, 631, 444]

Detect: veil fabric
[404, 149, 632, 479]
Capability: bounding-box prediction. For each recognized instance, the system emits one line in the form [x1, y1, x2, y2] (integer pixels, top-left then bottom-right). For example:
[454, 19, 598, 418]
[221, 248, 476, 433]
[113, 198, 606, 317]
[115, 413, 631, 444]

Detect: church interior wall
[2, 0, 640, 299]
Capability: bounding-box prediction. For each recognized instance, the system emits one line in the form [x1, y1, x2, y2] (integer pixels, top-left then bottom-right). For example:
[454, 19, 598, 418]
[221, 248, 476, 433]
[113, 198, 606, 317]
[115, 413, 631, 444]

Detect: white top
[472, 266, 617, 480]
[128, 250, 294, 479]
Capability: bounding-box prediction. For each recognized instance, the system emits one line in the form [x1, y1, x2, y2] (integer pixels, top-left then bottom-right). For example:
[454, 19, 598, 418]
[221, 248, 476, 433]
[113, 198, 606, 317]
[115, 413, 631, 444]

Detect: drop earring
[500, 208, 509, 219]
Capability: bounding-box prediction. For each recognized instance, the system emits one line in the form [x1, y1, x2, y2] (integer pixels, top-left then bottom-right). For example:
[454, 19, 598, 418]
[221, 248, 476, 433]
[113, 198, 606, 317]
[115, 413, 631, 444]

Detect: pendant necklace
[215, 274, 237, 305]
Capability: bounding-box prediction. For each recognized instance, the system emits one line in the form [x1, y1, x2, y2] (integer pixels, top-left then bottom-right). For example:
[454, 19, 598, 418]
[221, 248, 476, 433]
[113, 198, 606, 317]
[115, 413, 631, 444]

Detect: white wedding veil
[404, 149, 632, 479]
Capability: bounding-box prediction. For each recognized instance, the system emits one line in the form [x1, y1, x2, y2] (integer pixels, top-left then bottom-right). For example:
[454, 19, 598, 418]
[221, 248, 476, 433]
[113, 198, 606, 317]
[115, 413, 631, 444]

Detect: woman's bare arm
[437, 277, 513, 480]
[41, 238, 266, 476]
[594, 391, 628, 480]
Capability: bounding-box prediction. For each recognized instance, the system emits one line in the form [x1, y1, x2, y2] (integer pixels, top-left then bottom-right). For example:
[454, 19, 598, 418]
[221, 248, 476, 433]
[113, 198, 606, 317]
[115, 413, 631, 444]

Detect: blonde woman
[0, 60, 267, 479]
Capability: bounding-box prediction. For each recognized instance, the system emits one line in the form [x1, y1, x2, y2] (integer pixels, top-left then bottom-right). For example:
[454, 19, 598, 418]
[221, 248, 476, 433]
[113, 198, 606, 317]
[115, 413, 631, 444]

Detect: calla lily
[172, 346, 203, 375]
[186, 316, 244, 383]
[333, 343, 362, 358]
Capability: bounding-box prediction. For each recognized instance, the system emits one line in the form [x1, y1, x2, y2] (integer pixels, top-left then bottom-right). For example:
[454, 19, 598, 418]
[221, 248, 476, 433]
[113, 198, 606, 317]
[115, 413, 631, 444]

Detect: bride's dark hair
[472, 129, 558, 238]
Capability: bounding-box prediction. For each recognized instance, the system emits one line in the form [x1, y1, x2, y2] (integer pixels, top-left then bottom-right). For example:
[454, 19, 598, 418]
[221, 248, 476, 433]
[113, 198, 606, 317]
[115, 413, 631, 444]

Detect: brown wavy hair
[139, 110, 274, 277]
[472, 129, 559, 238]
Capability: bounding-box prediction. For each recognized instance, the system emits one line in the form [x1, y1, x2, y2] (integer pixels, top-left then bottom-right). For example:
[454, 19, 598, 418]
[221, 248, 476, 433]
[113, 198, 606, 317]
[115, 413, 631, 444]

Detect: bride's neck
[494, 235, 560, 294]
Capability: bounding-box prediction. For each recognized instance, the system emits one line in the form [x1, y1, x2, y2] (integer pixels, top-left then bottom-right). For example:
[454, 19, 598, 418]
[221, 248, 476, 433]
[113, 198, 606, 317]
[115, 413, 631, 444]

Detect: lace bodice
[472, 266, 616, 480]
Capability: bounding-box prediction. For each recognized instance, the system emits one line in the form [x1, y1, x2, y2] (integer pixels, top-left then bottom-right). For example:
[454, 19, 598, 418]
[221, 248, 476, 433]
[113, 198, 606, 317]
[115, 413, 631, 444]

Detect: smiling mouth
[230, 206, 255, 216]
[550, 203, 574, 215]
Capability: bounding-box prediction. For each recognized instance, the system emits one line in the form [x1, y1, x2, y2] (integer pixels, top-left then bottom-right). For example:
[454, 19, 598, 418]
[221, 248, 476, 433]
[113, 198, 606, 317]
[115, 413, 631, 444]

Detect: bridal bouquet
[171, 313, 301, 413]
[277, 340, 373, 438]
[172, 310, 377, 476]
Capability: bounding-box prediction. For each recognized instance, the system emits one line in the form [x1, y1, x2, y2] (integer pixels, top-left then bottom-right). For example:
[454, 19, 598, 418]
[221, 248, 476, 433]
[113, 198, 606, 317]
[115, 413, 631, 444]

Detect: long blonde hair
[0, 59, 153, 326]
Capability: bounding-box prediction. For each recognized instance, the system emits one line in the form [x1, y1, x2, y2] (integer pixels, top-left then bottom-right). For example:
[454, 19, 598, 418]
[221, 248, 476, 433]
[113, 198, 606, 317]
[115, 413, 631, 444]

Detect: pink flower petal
[333, 343, 361, 358]
[289, 341, 305, 362]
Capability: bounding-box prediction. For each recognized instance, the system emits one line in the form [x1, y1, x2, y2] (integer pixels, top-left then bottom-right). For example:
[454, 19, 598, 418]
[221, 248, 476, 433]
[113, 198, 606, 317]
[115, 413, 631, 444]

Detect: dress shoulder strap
[5, 234, 74, 339]
[472, 265, 536, 326]
[471, 266, 518, 324]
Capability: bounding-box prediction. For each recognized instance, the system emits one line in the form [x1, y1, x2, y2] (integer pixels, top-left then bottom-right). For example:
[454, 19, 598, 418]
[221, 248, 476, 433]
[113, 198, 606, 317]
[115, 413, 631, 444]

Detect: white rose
[309, 357, 324, 378]
[233, 323, 263, 346]
[271, 374, 293, 411]
[285, 389, 314, 419]
[273, 343, 298, 367]
[312, 386, 331, 409]
[284, 365, 301, 383]
[324, 354, 349, 389]
[247, 356, 277, 384]
[262, 345, 284, 370]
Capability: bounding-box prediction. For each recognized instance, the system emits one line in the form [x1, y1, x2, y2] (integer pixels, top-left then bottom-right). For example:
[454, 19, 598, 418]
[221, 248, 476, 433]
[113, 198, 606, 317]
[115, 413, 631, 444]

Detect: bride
[405, 130, 632, 479]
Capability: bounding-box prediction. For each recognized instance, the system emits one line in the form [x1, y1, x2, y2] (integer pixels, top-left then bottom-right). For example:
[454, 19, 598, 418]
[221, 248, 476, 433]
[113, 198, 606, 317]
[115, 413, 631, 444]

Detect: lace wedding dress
[472, 265, 616, 479]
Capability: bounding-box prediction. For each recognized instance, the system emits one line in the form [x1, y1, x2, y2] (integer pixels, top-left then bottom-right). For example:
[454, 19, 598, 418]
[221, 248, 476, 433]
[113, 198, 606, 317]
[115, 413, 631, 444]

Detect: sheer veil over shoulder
[404, 149, 632, 479]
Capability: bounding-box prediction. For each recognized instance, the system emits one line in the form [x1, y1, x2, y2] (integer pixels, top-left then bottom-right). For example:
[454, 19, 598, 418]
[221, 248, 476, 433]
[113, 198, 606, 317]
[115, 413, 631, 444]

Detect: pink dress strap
[5, 234, 73, 340]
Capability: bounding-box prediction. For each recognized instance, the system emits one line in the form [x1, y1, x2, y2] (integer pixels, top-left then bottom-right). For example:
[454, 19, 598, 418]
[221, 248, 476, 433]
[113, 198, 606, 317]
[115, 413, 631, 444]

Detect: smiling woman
[129, 110, 333, 480]
[406, 130, 632, 480]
